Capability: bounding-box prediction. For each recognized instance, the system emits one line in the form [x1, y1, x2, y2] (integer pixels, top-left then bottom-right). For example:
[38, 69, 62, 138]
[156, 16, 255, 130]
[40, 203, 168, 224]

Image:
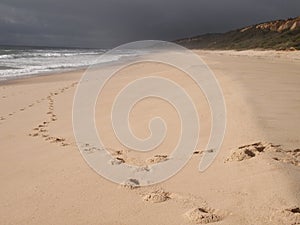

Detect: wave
[0, 47, 144, 80]
[0, 50, 105, 60]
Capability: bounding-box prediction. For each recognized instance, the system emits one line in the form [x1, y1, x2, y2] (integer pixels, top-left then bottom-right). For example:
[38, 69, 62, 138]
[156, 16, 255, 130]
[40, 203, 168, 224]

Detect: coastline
[0, 50, 299, 225]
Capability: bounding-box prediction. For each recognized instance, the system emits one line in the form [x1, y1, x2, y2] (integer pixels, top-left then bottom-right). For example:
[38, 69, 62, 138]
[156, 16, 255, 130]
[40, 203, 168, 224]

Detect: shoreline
[0, 66, 88, 86]
[1, 49, 299, 85]
[0, 68, 86, 86]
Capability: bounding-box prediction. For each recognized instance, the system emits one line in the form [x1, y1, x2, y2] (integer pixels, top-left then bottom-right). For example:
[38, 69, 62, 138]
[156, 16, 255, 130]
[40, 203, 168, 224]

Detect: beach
[0, 50, 300, 224]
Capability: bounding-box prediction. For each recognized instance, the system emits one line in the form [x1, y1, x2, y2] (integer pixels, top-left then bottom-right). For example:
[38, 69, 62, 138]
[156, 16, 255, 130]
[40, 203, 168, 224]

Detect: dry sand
[0, 50, 300, 225]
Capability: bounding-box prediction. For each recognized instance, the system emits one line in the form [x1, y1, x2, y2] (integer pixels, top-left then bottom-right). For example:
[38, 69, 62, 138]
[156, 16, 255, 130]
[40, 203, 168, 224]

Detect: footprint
[225, 142, 300, 166]
[27, 85, 77, 147]
[193, 150, 203, 155]
[113, 151, 123, 156]
[110, 157, 125, 165]
[288, 207, 300, 213]
[193, 149, 214, 155]
[142, 190, 170, 203]
[226, 142, 300, 167]
[271, 207, 300, 224]
[50, 92, 59, 96]
[226, 142, 274, 162]
[134, 165, 151, 173]
[60, 142, 69, 147]
[121, 178, 140, 189]
[82, 145, 100, 154]
[286, 148, 300, 159]
[43, 136, 69, 147]
[48, 137, 65, 143]
[185, 207, 222, 224]
[146, 155, 168, 164]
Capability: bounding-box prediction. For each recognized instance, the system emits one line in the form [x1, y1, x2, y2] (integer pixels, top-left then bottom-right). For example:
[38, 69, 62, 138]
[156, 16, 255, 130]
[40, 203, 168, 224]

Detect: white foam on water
[0, 46, 144, 80]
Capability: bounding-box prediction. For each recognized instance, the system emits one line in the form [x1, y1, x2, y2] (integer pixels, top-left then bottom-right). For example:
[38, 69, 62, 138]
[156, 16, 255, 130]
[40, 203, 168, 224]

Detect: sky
[0, 0, 299, 48]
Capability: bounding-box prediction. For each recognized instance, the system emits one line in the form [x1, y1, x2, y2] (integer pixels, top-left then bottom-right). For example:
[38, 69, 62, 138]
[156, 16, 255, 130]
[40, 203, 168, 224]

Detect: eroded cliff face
[176, 16, 300, 50]
[241, 17, 300, 33]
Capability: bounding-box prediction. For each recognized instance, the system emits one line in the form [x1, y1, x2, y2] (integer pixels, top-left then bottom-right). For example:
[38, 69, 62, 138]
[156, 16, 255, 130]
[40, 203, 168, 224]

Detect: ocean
[0, 45, 141, 80]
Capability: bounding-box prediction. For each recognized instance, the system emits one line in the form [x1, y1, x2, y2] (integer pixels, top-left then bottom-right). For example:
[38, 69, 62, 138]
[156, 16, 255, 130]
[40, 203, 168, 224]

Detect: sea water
[0, 45, 142, 80]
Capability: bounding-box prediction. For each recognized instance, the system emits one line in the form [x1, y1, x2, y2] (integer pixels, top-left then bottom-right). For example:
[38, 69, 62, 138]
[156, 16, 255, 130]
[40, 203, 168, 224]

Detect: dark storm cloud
[0, 0, 299, 48]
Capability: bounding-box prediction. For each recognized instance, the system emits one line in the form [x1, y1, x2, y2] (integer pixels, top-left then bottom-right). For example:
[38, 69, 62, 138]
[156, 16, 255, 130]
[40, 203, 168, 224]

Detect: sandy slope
[0, 50, 299, 225]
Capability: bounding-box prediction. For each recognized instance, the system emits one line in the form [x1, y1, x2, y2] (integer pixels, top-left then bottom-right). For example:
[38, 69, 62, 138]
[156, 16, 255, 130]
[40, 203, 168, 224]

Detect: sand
[0, 50, 300, 225]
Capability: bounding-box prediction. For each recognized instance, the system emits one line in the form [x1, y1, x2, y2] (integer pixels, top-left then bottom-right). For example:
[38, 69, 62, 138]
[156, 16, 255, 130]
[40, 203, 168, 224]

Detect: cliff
[176, 16, 300, 50]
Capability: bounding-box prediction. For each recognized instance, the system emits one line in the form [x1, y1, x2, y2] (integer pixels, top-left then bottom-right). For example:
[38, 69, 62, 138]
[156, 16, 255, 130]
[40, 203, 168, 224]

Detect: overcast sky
[0, 0, 299, 48]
